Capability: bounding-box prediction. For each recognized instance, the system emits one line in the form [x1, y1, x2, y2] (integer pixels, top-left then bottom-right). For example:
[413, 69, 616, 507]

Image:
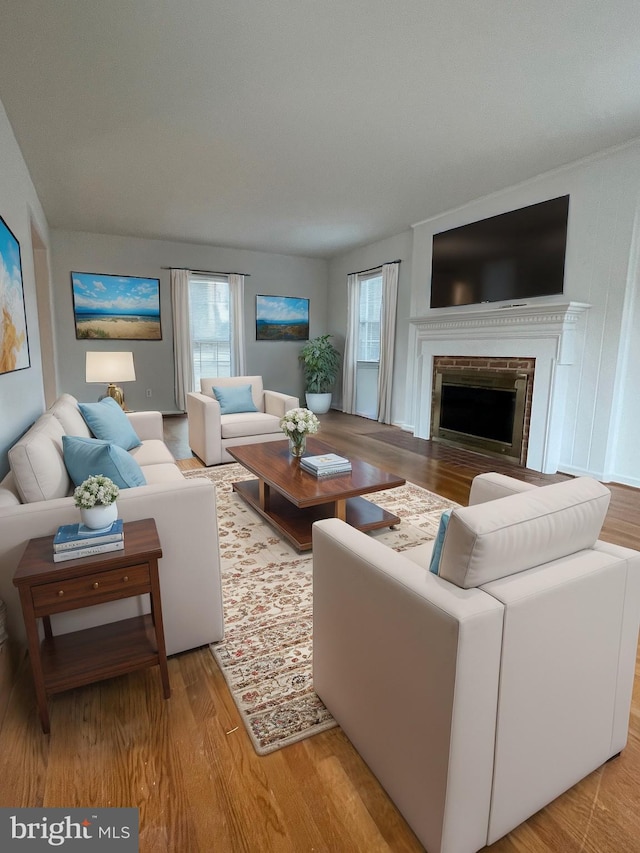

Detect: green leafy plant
[299, 334, 341, 394]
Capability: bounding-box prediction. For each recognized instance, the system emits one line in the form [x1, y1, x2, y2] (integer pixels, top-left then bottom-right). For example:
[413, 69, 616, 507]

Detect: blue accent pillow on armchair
[62, 435, 147, 489]
[78, 397, 142, 451]
[212, 384, 258, 415]
[429, 509, 452, 575]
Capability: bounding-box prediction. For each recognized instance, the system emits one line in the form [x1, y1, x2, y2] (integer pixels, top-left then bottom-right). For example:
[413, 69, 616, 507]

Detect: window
[357, 272, 383, 362]
[189, 275, 231, 388]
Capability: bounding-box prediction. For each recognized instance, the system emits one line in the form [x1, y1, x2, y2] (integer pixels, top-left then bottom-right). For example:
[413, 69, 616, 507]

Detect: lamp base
[105, 383, 126, 409]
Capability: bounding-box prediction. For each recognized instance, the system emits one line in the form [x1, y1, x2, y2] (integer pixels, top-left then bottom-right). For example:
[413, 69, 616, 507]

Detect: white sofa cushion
[141, 463, 187, 484]
[129, 439, 176, 467]
[439, 477, 611, 589]
[8, 414, 71, 503]
[220, 412, 282, 439]
[48, 393, 92, 437]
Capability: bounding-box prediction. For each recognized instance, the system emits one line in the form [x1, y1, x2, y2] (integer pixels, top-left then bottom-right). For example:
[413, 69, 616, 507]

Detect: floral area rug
[183, 463, 458, 755]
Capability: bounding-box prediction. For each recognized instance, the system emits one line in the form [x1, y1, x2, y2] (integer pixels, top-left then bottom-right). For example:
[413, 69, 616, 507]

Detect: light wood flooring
[1, 412, 639, 852]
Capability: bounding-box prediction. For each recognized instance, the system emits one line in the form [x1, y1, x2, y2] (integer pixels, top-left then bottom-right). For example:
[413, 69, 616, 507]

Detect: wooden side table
[13, 518, 170, 733]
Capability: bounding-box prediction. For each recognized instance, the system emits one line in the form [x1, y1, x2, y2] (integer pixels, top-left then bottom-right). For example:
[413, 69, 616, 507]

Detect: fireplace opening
[432, 369, 528, 463]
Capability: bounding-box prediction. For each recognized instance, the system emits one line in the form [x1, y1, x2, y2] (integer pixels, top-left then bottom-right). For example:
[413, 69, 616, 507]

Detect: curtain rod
[349, 259, 401, 277]
[162, 266, 251, 277]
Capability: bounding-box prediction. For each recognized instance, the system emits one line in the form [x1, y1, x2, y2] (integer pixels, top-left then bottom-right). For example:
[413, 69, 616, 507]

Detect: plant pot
[305, 392, 332, 414]
[80, 502, 118, 530]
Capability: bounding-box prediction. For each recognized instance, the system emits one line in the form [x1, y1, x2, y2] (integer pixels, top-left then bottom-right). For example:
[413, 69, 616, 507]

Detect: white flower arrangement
[73, 475, 120, 509]
[280, 407, 320, 438]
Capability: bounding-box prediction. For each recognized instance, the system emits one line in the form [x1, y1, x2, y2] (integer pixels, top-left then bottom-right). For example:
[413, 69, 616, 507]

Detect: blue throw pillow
[63, 435, 147, 489]
[212, 383, 258, 415]
[78, 397, 142, 451]
[429, 509, 452, 575]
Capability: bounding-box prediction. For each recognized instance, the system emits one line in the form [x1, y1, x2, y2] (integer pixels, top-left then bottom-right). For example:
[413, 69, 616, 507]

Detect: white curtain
[229, 273, 246, 375]
[170, 268, 193, 411]
[376, 262, 399, 424]
[341, 273, 359, 414]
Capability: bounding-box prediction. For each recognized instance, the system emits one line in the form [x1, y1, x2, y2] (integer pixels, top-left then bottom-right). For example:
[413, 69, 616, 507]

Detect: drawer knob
[123, 576, 129, 582]
[92, 582, 99, 589]
[57, 590, 64, 597]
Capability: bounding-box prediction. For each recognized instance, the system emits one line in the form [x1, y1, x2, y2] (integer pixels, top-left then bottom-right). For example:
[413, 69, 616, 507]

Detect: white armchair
[313, 473, 640, 853]
[187, 375, 299, 466]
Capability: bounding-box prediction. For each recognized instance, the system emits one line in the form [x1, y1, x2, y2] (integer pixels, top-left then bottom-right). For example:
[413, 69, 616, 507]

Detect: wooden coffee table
[228, 438, 405, 551]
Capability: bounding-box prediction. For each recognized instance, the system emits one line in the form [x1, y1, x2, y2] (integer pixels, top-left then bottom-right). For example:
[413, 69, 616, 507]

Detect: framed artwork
[256, 295, 309, 341]
[71, 272, 162, 340]
[0, 215, 30, 375]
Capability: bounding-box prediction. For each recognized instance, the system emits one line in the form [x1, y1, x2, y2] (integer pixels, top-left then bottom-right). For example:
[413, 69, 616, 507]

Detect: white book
[52, 540, 125, 563]
[300, 461, 352, 477]
[301, 453, 350, 470]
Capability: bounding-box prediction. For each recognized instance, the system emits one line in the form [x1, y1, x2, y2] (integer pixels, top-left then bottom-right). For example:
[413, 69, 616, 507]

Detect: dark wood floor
[1, 411, 639, 852]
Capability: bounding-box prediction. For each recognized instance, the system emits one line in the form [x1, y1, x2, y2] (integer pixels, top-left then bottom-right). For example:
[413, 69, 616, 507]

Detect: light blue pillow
[212, 383, 258, 415]
[63, 435, 147, 489]
[78, 397, 142, 451]
[429, 509, 452, 575]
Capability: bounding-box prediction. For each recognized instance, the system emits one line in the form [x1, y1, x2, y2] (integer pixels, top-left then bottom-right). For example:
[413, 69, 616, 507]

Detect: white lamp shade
[86, 351, 136, 383]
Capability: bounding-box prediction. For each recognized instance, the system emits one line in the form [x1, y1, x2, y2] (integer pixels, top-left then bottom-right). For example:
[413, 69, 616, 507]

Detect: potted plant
[299, 334, 341, 414]
[73, 474, 120, 530]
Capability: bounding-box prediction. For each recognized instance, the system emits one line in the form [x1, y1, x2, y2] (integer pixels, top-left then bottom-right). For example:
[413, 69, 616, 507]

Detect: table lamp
[85, 351, 136, 410]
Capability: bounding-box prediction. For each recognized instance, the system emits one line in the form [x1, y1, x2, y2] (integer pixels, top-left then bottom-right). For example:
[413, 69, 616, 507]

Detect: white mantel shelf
[409, 301, 591, 474]
[410, 301, 591, 334]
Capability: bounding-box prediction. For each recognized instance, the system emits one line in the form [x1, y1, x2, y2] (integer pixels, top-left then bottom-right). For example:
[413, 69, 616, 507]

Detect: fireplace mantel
[409, 301, 591, 473]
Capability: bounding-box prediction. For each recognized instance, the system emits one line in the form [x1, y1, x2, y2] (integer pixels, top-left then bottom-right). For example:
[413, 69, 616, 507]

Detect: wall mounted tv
[430, 195, 570, 309]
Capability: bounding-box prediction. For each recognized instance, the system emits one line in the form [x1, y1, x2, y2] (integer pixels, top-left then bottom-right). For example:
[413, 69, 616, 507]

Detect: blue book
[53, 518, 124, 552]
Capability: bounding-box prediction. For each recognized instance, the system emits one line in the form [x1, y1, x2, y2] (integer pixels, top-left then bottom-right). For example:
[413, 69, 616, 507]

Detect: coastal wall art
[256, 295, 309, 341]
[0, 215, 30, 375]
[71, 272, 162, 340]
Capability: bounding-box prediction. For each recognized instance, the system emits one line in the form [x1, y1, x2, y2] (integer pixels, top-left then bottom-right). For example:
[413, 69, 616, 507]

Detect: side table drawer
[32, 562, 151, 616]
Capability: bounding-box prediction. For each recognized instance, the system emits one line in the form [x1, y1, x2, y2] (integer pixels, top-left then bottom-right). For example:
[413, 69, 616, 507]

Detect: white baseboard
[559, 464, 640, 490]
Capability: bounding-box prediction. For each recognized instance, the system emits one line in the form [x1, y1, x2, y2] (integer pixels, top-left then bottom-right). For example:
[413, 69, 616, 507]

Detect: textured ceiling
[1, 0, 639, 257]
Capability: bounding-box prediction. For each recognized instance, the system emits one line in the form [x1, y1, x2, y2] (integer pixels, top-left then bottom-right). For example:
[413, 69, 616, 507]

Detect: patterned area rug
[183, 463, 458, 754]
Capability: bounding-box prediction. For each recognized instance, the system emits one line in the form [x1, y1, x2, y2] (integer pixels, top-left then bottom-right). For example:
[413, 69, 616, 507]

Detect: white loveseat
[187, 375, 299, 466]
[0, 394, 224, 657]
[313, 473, 640, 853]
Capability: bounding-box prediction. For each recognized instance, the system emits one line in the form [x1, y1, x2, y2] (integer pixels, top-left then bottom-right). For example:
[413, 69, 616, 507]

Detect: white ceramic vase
[80, 502, 118, 530]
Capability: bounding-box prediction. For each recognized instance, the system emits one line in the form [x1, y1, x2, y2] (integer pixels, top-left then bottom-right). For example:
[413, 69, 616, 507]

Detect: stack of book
[52, 519, 125, 563]
[300, 453, 352, 478]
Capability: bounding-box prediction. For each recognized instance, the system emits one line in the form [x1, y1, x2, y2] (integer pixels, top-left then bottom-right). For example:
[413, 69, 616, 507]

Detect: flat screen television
[430, 195, 570, 309]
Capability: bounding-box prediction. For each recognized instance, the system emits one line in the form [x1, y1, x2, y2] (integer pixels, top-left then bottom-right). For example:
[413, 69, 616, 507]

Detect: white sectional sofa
[0, 394, 223, 656]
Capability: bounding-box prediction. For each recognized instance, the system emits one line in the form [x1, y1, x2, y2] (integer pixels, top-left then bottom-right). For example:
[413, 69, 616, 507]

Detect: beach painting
[71, 272, 162, 340]
[256, 295, 309, 341]
[0, 216, 30, 375]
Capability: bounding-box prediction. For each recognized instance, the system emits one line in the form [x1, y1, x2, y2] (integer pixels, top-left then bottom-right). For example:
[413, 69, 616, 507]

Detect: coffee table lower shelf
[232, 478, 400, 552]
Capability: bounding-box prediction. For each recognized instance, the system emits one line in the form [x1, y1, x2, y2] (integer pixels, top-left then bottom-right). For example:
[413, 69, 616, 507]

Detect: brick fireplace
[409, 301, 590, 473]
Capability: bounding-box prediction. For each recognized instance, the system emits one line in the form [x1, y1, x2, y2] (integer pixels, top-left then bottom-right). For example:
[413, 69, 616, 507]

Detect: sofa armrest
[186, 392, 222, 466]
[0, 478, 223, 656]
[312, 518, 503, 853]
[126, 410, 164, 441]
[264, 390, 300, 417]
[468, 472, 538, 505]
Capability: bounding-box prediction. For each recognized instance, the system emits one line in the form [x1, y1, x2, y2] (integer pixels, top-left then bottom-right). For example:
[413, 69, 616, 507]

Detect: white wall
[327, 229, 413, 424]
[409, 140, 640, 486]
[0, 99, 50, 479]
[51, 230, 329, 412]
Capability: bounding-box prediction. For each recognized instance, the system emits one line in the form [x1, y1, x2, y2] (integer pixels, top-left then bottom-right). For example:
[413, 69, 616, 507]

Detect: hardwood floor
[1, 412, 639, 852]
